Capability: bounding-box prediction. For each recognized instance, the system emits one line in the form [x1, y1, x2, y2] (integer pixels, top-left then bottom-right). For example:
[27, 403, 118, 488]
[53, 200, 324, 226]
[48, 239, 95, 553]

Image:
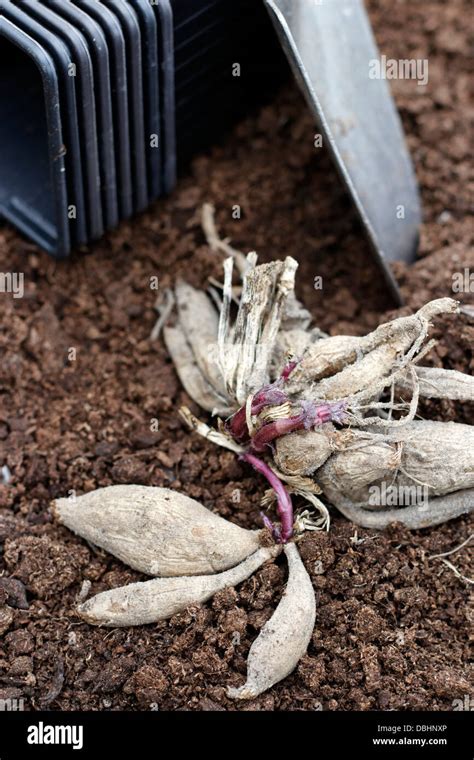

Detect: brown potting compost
[0, 0, 472, 712]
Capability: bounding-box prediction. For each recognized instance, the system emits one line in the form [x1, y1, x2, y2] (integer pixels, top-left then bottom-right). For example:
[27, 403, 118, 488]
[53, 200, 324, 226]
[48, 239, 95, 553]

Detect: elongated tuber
[77, 546, 281, 626]
[53, 485, 262, 577]
[326, 489, 474, 530]
[316, 421, 474, 505]
[228, 543, 315, 699]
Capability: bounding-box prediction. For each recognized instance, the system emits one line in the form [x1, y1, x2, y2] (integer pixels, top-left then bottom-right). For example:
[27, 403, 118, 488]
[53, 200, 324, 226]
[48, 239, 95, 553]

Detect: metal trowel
[264, 0, 422, 303]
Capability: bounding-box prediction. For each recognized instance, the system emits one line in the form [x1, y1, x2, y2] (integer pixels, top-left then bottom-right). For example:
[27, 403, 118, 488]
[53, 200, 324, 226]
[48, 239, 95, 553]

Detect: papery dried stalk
[165, 252, 302, 414]
[163, 324, 232, 415]
[222, 255, 299, 405]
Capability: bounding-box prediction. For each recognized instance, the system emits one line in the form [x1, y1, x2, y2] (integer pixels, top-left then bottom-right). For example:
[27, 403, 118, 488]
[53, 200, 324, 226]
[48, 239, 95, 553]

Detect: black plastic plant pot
[0, 0, 286, 256]
[74, 0, 134, 220]
[152, 0, 176, 194]
[23, 0, 105, 241]
[3, 1, 88, 247]
[43, 0, 119, 230]
[128, 0, 162, 201]
[101, 0, 149, 213]
[0, 17, 70, 257]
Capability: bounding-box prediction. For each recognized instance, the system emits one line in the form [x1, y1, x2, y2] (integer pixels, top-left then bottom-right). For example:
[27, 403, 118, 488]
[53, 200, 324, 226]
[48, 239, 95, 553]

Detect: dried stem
[179, 407, 244, 454]
[201, 203, 249, 276]
[150, 288, 175, 341]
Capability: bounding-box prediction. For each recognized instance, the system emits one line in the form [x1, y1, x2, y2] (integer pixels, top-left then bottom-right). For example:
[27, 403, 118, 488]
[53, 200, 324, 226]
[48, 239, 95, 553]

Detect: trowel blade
[264, 0, 422, 303]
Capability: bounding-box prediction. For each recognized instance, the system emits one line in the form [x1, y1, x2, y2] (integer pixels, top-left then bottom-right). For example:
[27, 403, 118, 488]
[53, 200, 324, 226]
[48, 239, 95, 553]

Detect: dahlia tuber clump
[54, 206, 472, 701]
[163, 206, 473, 538]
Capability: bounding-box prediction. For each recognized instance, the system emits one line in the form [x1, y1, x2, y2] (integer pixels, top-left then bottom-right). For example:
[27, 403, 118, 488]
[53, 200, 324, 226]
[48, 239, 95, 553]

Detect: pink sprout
[250, 412, 306, 452]
[225, 372, 347, 544]
[259, 511, 282, 543]
[226, 385, 288, 442]
[241, 452, 293, 543]
[225, 359, 301, 442]
[250, 399, 348, 452]
[280, 357, 301, 381]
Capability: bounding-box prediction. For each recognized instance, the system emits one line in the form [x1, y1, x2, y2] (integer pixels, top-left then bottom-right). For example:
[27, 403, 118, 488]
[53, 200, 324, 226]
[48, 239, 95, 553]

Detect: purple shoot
[280, 357, 300, 381]
[226, 385, 288, 442]
[225, 358, 300, 442]
[225, 369, 346, 543]
[250, 399, 348, 452]
[251, 385, 288, 415]
[299, 399, 348, 427]
[259, 511, 282, 543]
[250, 412, 306, 452]
[241, 452, 293, 543]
